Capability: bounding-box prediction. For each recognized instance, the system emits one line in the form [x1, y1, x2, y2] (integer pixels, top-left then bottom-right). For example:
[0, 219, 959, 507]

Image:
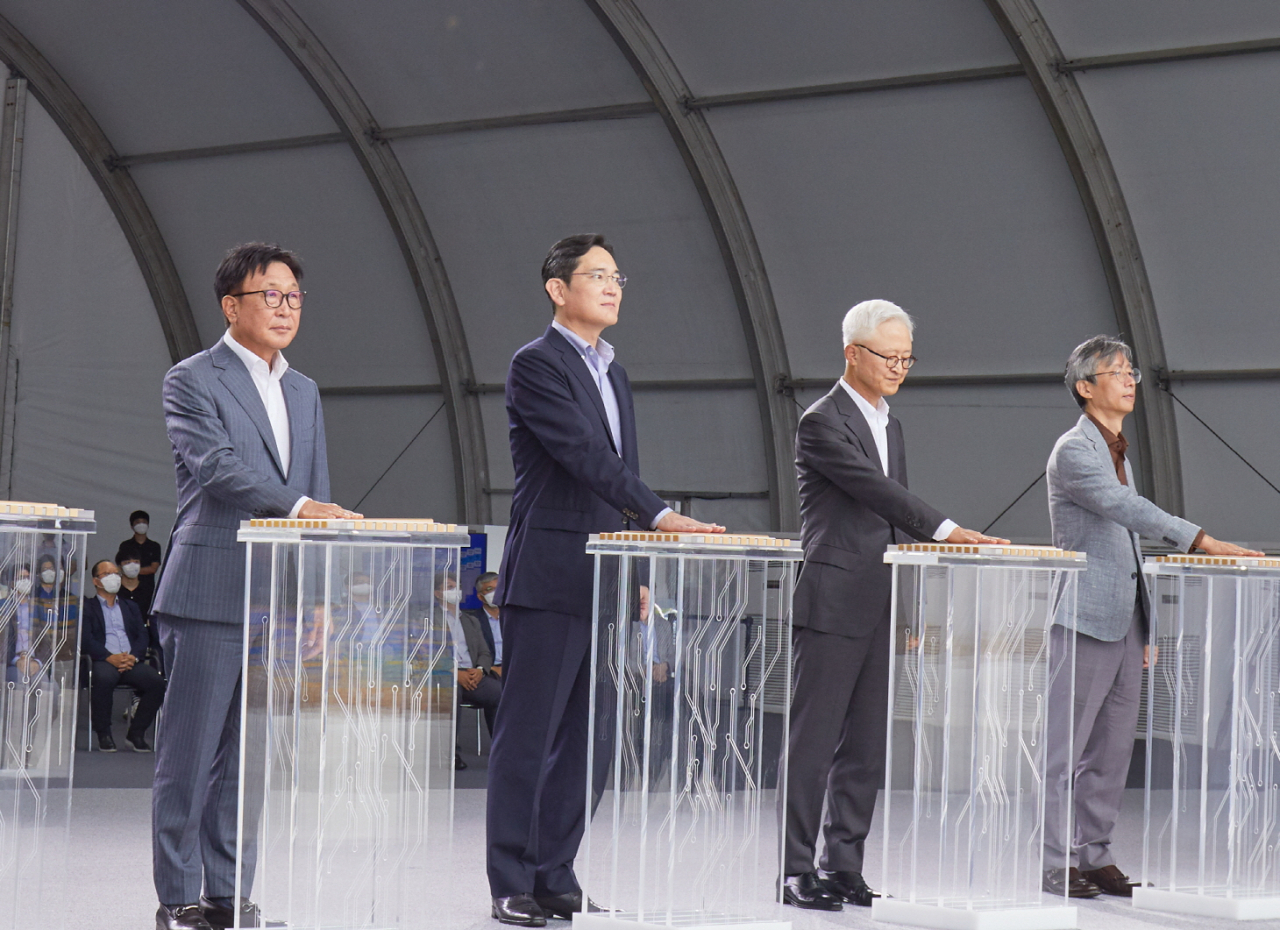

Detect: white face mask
[350, 583, 373, 598]
[481, 591, 496, 607]
[122, 562, 141, 579]
[40, 569, 56, 586]
[441, 588, 462, 605]
[13, 578, 30, 595]
[133, 522, 149, 536]
[99, 573, 122, 594]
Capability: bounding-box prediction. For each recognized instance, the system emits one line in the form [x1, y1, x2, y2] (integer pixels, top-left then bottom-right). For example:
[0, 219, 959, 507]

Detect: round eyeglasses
[231, 289, 305, 310]
[856, 344, 917, 370]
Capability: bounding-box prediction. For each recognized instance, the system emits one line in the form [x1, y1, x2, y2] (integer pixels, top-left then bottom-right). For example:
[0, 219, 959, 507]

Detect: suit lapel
[284, 374, 305, 484]
[609, 363, 636, 467]
[212, 341, 286, 479]
[828, 381, 881, 473]
[546, 326, 616, 453]
[887, 417, 906, 486]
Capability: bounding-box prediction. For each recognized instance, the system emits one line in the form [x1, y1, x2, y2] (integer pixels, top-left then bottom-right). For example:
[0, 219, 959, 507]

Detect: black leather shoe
[1043, 867, 1101, 898]
[200, 896, 279, 929]
[1080, 864, 1140, 897]
[781, 872, 842, 910]
[456, 752, 468, 771]
[126, 731, 153, 752]
[819, 870, 879, 907]
[156, 904, 213, 930]
[96, 731, 117, 752]
[534, 891, 605, 919]
[492, 894, 547, 926]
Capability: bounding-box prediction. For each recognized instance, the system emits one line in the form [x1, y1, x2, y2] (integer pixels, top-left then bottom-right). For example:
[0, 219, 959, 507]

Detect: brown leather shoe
[1080, 864, 1139, 897]
[1042, 867, 1101, 898]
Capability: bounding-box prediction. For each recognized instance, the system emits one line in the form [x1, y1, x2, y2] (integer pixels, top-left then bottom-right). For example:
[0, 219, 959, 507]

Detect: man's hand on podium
[298, 500, 363, 520]
[655, 512, 725, 533]
[1195, 535, 1264, 557]
[945, 527, 1010, 545]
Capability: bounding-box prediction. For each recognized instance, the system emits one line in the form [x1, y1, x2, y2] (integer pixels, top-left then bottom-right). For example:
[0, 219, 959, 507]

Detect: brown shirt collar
[1086, 413, 1128, 486]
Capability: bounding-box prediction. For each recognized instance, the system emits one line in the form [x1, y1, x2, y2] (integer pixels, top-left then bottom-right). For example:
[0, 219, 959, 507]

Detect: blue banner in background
[460, 533, 487, 610]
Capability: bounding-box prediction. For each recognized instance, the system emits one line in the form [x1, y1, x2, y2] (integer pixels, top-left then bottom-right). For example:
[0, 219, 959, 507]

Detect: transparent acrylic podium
[234, 517, 471, 930]
[581, 531, 802, 930]
[876, 543, 1086, 930]
[1137, 553, 1280, 920]
[0, 501, 93, 930]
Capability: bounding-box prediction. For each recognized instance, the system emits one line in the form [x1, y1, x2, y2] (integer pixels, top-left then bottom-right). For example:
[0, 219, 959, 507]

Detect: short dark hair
[433, 572, 456, 593]
[1064, 335, 1134, 408]
[476, 571, 498, 588]
[129, 510, 150, 524]
[215, 242, 303, 302]
[91, 559, 114, 579]
[541, 234, 613, 310]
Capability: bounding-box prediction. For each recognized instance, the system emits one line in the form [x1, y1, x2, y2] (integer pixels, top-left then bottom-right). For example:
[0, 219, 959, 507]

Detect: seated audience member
[468, 571, 502, 676]
[5, 566, 43, 686]
[438, 574, 501, 770]
[117, 555, 162, 667]
[115, 510, 162, 616]
[82, 560, 166, 752]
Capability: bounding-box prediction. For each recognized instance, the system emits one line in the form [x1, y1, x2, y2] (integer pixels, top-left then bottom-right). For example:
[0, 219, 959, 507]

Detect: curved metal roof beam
[238, 0, 488, 523]
[584, 0, 800, 531]
[0, 13, 201, 365]
[986, 0, 1184, 513]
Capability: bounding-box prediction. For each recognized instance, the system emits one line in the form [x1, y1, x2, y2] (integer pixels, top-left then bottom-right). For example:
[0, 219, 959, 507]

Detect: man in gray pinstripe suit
[151, 243, 361, 930]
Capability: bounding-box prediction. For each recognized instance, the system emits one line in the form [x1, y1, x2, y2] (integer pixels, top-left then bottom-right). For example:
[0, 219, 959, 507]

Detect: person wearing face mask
[438, 574, 501, 768]
[4, 567, 42, 686]
[115, 510, 163, 617]
[30, 555, 78, 669]
[465, 572, 502, 677]
[81, 560, 166, 752]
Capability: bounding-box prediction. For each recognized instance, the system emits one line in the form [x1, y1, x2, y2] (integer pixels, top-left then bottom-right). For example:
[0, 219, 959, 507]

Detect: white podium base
[1133, 887, 1280, 920]
[871, 899, 1077, 930]
[573, 913, 789, 930]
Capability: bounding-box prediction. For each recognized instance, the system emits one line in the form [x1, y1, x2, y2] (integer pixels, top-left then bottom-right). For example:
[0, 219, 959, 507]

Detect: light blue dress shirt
[552, 320, 624, 458]
[99, 595, 131, 656]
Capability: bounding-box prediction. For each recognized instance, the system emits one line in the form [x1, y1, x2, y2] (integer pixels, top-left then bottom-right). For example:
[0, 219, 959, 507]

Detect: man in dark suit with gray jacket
[1041, 335, 1259, 898]
[151, 244, 361, 930]
[782, 299, 1004, 911]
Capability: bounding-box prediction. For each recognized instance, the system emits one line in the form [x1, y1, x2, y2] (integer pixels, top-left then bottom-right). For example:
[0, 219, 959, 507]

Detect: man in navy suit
[486, 235, 724, 926]
[151, 244, 361, 930]
[82, 559, 166, 752]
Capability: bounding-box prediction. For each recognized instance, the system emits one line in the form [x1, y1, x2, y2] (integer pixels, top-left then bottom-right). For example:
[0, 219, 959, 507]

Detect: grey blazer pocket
[805, 543, 862, 572]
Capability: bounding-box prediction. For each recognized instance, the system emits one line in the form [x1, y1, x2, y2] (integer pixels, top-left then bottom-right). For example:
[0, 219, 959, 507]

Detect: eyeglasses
[231, 289, 306, 310]
[1088, 367, 1142, 384]
[571, 272, 627, 288]
[856, 344, 917, 370]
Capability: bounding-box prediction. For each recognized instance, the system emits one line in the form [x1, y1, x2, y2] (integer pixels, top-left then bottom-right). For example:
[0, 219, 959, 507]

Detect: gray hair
[841, 299, 914, 347]
[1064, 335, 1133, 408]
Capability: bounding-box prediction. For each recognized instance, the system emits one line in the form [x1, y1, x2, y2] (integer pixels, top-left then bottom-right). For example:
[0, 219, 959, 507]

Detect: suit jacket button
[1131, 572, 1138, 579]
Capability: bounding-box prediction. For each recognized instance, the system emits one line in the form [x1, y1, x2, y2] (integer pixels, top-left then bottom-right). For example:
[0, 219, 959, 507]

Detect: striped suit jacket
[152, 339, 331, 624]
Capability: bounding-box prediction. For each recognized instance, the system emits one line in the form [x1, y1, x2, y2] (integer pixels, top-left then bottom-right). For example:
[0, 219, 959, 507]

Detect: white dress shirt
[838, 377, 956, 541]
[551, 321, 671, 529]
[222, 331, 307, 518]
[445, 608, 474, 668]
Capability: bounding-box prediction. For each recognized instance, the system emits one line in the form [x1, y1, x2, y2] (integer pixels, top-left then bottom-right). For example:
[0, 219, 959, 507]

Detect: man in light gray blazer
[1043, 335, 1259, 899]
[782, 300, 1004, 911]
[151, 244, 361, 930]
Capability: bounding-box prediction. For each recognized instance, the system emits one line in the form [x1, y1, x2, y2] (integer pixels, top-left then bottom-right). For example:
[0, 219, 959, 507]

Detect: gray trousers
[782, 620, 891, 876]
[151, 614, 250, 906]
[1043, 606, 1144, 871]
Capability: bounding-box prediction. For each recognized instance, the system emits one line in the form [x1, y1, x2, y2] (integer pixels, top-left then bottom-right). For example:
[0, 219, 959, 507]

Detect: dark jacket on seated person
[456, 608, 494, 673]
[81, 594, 149, 662]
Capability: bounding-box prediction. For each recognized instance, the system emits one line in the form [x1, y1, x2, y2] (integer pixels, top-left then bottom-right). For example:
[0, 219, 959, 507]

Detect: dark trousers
[90, 659, 165, 735]
[486, 605, 593, 898]
[460, 671, 503, 735]
[1044, 607, 1144, 871]
[151, 614, 248, 906]
[783, 620, 891, 876]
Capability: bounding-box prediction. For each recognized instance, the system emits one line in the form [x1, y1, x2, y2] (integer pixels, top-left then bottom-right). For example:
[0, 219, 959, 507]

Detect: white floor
[61, 784, 1280, 930]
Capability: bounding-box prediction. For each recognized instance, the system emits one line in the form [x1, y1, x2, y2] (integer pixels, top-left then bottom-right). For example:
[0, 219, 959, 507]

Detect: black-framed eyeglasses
[856, 344, 917, 370]
[231, 289, 305, 310]
[1087, 367, 1142, 385]
[571, 271, 627, 288]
